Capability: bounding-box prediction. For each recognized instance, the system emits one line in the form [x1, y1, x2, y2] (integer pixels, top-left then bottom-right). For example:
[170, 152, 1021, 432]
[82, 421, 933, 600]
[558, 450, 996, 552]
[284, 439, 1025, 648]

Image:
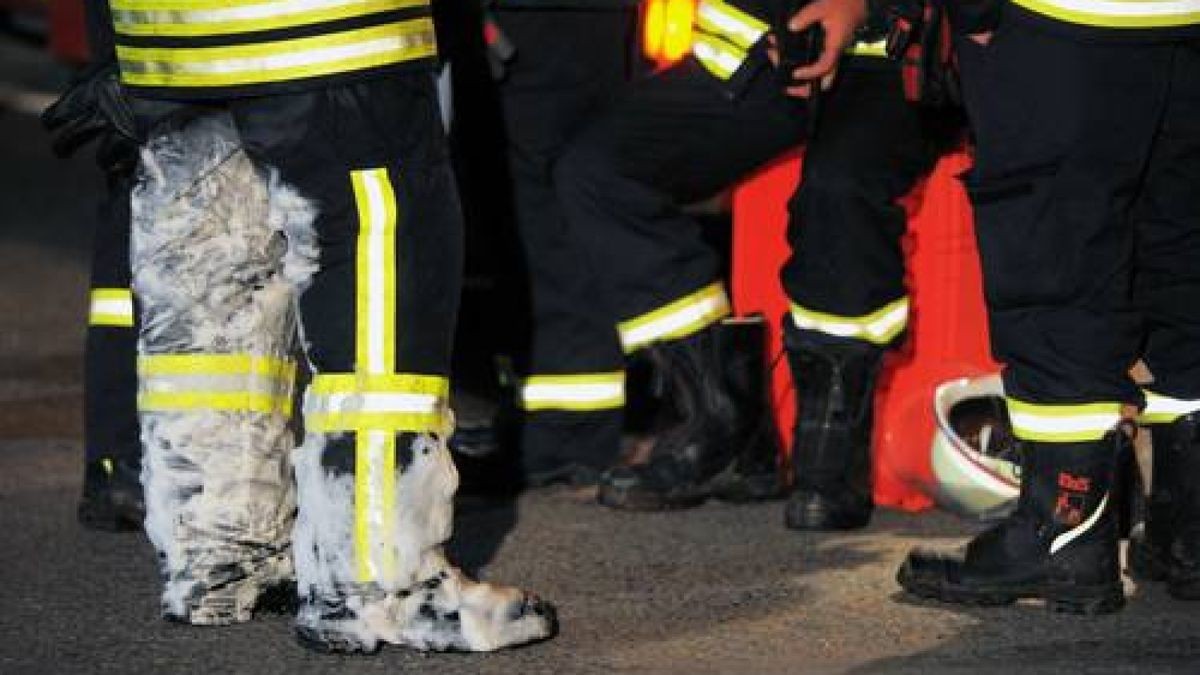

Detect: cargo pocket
[962, 162, 1070, 308]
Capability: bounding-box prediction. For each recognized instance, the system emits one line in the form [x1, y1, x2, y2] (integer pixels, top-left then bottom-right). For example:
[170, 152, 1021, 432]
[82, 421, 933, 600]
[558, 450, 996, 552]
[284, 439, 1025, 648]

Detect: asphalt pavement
[1, 37, 1198, 675]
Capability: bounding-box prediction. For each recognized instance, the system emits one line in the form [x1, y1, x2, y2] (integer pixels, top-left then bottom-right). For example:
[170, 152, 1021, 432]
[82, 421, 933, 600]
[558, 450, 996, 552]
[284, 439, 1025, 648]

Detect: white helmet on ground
[929, 373, 1021, 520]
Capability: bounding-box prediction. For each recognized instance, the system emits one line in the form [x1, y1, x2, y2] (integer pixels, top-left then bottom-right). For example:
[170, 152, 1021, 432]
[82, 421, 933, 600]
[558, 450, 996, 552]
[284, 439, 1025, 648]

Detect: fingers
[790, 46, 840, 82]
[765, 33, 780, 67]
[787, 1, 822, 33]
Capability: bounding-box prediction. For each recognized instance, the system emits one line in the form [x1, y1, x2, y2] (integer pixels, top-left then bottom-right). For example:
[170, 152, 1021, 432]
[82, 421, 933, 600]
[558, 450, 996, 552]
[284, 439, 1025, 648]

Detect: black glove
[41, 59, 140, 173]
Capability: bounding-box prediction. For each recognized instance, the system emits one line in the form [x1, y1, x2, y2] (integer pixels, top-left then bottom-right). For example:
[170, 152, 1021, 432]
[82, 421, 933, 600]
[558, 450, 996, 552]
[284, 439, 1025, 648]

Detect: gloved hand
[41, 59, 140, 173]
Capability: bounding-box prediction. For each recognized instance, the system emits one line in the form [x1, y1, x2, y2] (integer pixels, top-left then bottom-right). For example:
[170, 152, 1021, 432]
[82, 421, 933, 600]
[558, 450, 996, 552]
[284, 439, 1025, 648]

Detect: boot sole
[596, 483, 707, 511]
[897, 564, 1125, 615]
[784, 506, 871, 532]
[597, 463, 782, 512]
[295, 625, 381, 655]
[784, 492, 872, 532]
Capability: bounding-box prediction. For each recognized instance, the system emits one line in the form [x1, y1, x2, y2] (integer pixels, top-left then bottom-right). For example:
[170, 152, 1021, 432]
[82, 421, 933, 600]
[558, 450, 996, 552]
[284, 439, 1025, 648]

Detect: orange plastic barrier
[731, 150, 999, 511]
[49, 0, 90, 64]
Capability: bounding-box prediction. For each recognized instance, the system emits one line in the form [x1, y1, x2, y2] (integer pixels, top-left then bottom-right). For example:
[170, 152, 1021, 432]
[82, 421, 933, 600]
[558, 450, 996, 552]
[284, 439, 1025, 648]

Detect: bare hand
[783, 0, 868, 96]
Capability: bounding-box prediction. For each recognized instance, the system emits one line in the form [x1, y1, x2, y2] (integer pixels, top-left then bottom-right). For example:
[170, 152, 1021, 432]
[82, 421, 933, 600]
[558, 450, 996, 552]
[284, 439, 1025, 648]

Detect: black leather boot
[1128, 413, 1200, 600]
[596, 317, 783, 510]
[897, 433, 1126, 615]
[783, 333, 883, 531]
[77, 454, 145, 531]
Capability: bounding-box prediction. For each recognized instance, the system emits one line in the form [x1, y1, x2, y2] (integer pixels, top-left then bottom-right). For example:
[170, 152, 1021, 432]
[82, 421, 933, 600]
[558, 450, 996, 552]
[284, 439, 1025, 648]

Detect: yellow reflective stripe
[117, 19, 436, 88]
[112, 0, 426, 37]
[310, 372, 449, 396]
[1006, 398, 1122, 442]
[847, 38, 888, 58]
[789, 297, 909, 346]
[1139, 390, 1200, 424]
[89, 288, 135, 327]
[355, 430, 397, 582]
[138, 390, 292, 414]
[352, 168, 398, 378]
[138, 353, 296, 415]
[521, 372, 626, 412]
[138, 353, 295, 378]
[692, 32, 747, 80]
[694, 0, 767, 50]
[619, 282, 731, 353]
[309, 410, 443, 433]
[306, 374, 448, 432]
[1012, 0, 1200, 28]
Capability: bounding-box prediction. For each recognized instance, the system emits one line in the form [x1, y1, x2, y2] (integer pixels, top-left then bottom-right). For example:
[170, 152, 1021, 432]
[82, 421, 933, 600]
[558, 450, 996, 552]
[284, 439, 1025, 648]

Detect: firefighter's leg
[80, 171, 144, 531]
[898, 23, 1178, 614]
[781, 61, 941, 531]
[497, 9, 632, 485]
[231, 75, 555, 653]
[132, 112, 298, 625]
[555, 57, 804, 509]
[1130, 43, 1200, 600]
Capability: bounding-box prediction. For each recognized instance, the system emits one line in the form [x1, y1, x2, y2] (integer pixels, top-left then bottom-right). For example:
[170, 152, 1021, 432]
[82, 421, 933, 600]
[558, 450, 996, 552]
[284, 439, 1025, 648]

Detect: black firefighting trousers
[956, 17, 1200, 441]
[84, 172, 139, 466]
[492, 9, 635, 479]
[548, 56, 941, 461]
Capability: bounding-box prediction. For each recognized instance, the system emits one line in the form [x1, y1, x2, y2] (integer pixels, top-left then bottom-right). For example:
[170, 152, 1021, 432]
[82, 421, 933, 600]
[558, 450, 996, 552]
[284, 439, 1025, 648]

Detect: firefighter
[41, 0, 144, 533]
[443, 0, 638, 488]
[552, 0, 958, 525]
[897, 1, 1200, 612]
[48, 0, 556, 652]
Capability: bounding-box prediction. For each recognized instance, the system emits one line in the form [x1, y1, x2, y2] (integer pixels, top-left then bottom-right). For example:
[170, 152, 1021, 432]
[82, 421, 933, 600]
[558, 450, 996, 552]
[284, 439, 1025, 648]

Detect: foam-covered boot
[1129, 413, 1200, 600]
[596, 317, 782, 511]
[77, 454, 145, 531]
[293, 430, 557, 653]
[783, 334, 883, 531]
[898, 434, 1126, 615]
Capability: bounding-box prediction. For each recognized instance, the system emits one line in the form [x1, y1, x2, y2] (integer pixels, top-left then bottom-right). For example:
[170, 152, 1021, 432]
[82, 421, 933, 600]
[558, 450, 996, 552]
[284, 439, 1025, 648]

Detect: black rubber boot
[1128, 413, 1200, 600]
[77, 455, 145, 532]
[596, 317, 783, 511]
[783, 333, 884, 531]
[897, 433, 1126, 615]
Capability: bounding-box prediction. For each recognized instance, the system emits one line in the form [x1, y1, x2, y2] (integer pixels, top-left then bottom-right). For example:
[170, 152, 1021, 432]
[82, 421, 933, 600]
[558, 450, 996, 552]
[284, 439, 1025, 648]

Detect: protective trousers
[85, 172, 139, 467]
[133, 73, 552, 650]
[554, 56, 938, 363]
[494, 9, 633, 479]
[956, 20, 1200, 439]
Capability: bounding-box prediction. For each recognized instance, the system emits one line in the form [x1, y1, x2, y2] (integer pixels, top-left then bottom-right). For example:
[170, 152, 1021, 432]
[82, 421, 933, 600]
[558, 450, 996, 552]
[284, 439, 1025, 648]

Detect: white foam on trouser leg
[132, 112, 300, 624]
[292, 428, 555, 651]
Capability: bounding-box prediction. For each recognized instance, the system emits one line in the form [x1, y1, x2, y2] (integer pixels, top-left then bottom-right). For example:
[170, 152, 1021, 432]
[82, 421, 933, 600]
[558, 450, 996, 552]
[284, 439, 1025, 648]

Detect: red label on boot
[1054, 492, 1085, 526]
[1058, 472, 1091, 493]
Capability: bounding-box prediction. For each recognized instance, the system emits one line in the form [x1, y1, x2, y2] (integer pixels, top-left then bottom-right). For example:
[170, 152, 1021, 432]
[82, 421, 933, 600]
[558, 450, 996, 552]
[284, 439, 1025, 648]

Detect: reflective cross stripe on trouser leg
[131, 113, 298, 625]
[294, 167, 454, 586]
